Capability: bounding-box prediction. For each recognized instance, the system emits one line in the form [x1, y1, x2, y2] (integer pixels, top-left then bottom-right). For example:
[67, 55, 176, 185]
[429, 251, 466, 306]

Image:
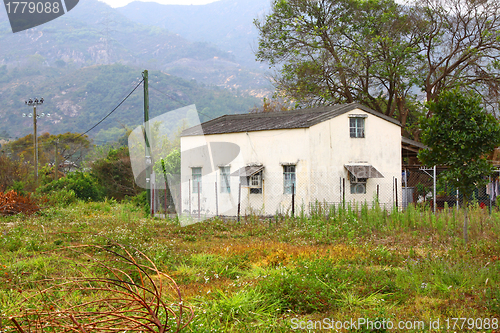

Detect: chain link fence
[402, 167, 496, 211]
[150, 168, 500, 220]
[151, 171, 403, 220]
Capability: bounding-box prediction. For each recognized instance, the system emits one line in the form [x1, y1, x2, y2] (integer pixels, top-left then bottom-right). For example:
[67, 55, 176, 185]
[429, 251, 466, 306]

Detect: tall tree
[255, 0, 500, 129]
[412, 0, 500, 111]
[4, 132, 91, 168]
[255, 0, 421, 126]
[418, 89, 500, 243]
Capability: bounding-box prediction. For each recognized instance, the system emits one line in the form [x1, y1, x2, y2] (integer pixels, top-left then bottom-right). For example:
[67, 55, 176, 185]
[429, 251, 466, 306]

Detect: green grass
[1, 200, 499, 332]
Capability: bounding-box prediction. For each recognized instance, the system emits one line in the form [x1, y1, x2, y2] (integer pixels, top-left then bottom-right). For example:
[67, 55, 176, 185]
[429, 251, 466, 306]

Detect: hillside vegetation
[0, 64, 260, 139]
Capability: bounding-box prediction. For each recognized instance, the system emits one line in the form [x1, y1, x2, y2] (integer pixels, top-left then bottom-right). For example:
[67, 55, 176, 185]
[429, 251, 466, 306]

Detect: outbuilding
[180, 103, 402, 216]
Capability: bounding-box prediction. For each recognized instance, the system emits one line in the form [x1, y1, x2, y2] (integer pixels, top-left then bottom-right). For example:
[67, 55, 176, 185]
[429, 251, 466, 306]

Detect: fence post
[215, 181, 218, 217]
[339, 177, 342, 208]
[164, 184, 168, 218]
[237, 182, 241, 223]
[197, 182, 201, 219]
[489, 176, 492, 215]
[151, 186, 155, 216]
[342, 178, 345, 210]
[395, 178, 398, 209]
[377, 184, 379, 203]
[433, 165, 436, 213]
[292, 183, 295, 217]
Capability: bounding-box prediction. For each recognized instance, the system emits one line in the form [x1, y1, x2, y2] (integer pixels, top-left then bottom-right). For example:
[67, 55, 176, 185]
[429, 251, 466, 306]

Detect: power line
[75, 79, 144, 139]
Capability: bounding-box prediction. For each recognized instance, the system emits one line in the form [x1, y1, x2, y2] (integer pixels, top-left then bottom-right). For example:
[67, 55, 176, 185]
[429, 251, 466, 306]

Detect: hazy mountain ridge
[117, 0, 271, 69]
[0, 0, 270, 91]
[0, 0, 269, 140]
[0, 64, 260, 140]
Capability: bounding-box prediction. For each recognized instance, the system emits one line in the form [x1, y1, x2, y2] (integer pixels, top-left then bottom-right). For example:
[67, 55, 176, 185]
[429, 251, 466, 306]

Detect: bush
[37, 171, 102, 202]
[124, 190, 149, 215]
[91, 146, 142, 200]
[45, 188, 78, 207]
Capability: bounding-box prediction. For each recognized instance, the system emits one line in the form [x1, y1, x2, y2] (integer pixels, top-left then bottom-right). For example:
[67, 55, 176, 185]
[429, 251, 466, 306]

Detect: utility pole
[143, 70, 151, 215]
[23, 98, 48, 186]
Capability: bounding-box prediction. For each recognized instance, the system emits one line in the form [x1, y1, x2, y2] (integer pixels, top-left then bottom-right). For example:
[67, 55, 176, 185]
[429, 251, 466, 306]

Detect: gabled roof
[181, 103, 401, 136]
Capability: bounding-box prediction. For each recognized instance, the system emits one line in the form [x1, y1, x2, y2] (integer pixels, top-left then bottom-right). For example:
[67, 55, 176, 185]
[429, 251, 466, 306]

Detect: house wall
[179, 107, 402, 217]
[180, 128, 311, 216]
[308, 109, 402, 208]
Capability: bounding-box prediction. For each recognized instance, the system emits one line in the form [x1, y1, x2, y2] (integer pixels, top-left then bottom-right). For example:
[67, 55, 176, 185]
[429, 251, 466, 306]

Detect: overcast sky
[98, 0, 220, 8]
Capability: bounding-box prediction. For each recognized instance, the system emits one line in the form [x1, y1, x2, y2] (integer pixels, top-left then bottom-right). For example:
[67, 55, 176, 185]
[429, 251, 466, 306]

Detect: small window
[283, 165, 296, 194]
[220, 166, 230, 193]
[249, 172, 262, 194]
[192, 167, 202, 193]
[350, 117, 365, 138]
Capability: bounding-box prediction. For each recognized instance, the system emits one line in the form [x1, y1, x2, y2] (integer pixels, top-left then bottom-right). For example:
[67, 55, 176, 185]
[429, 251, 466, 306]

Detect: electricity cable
[75, 79, 144, 139]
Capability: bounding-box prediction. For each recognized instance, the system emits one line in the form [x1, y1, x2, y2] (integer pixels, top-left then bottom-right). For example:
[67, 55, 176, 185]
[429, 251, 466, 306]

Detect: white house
[179, 103, 402, 217]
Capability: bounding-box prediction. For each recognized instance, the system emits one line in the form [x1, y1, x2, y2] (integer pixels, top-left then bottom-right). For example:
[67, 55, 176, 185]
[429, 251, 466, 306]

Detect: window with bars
[283, 165, 296, 194]
[249, 172, 262, 194]
[349, 117, 365, 138]
[220, 166, 230, 193]
[192, 167, 202, 193]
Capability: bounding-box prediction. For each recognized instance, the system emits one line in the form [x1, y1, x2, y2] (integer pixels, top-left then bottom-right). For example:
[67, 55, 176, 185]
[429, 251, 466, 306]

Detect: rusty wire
[5, 243, 194, 332]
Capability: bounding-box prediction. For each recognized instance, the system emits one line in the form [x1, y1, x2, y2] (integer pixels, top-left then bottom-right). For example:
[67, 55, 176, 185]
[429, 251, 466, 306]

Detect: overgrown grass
[1, 201, 499, 332]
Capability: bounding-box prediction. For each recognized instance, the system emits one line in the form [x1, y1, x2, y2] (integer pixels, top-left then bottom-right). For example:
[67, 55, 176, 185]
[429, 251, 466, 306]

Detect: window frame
[283, 165, 296, 194]
[219, 166, 231, 193]
[249, 171, 262, 194]
[192, 167, 202, 193]
[349, 116, 365, 138]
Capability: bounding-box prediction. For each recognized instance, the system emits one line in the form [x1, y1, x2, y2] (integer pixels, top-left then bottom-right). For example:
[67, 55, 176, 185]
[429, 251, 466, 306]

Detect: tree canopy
[255, 0, 500, 133]
[418, 89, 500, 242]
[3, 132, 92, 168]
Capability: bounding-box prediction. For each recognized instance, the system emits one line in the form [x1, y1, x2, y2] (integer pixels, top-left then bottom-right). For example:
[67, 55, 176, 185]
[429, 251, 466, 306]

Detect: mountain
[0, 0, 270, 92]
[0, 64, 260, 140]
[117, 0, 271, 69]
[0, 0, 269, 140]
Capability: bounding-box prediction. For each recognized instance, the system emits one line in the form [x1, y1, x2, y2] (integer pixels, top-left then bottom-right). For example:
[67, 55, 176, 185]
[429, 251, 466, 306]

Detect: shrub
[46, 188, 78, 207]
[91, 146, 142, 200]
[37, 171, 102, 201]
[0, 190, 42, 215]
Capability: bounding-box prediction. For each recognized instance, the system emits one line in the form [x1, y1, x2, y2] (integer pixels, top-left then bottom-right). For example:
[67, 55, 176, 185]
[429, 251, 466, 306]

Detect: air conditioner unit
[352, 183, 366, 194]
[349, 172, 367, 183]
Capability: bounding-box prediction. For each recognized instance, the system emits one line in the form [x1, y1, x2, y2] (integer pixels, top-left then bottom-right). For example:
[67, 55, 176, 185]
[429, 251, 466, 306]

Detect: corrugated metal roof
[181, 103, 401, 136]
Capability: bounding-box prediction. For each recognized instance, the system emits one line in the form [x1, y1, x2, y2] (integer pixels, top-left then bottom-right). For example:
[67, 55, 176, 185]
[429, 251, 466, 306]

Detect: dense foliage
[418, 89, 500, 242]
[37, 171, 102, 202]
[90, 146, 142, 201]
[418, 89, 500, 199]
[255, 0, 500, 133]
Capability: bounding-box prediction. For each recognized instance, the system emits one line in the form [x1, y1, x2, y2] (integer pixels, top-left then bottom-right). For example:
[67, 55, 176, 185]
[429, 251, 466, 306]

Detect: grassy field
[1, 200, 499, 332]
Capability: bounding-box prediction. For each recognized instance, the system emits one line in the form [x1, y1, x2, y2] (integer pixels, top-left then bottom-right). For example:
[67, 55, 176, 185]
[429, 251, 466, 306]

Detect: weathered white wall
[180, 107, 402, 217]
[308, 109, 402, 209]
[180, 128, 311, 216]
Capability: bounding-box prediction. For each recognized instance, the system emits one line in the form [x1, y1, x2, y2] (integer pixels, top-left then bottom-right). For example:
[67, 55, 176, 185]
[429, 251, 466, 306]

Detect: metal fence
[402, 167, 496, 211]
[150, 168, 499, 220]
[151, 171, 405, 219]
